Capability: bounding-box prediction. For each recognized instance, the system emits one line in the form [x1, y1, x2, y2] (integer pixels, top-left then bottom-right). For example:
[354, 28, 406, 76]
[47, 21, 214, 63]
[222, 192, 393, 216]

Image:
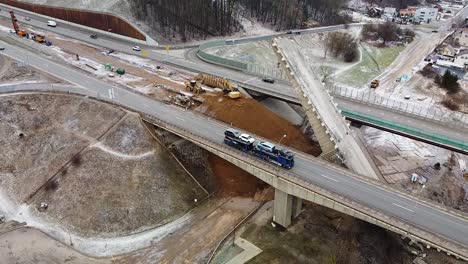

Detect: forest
[129, 0, 350, 42]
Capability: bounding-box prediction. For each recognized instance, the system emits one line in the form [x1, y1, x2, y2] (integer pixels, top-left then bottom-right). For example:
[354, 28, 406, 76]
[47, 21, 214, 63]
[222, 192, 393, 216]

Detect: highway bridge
[0, 4, 466, 153]
[1, 39, 468, 260]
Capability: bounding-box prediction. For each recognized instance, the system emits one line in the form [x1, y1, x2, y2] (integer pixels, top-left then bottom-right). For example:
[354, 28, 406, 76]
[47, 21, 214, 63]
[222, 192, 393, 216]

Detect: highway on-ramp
[0, 40, 467, 259]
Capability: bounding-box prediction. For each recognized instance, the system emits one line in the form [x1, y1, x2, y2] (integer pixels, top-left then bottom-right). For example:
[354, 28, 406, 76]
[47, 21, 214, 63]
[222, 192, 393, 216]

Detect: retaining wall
[0, 0, 146, 41]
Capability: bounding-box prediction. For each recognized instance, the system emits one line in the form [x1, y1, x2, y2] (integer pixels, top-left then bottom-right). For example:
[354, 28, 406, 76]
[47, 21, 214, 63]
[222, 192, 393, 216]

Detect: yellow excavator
[185, 80, 204, 94]
[192, 73, 241, 99]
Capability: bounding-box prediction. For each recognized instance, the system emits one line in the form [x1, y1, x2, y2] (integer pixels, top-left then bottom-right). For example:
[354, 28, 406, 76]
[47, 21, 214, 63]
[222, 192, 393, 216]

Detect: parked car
[24, 17, 31, 21]
[295, 31, 301, 35]
[404, 95, 411, 100]
[431, 30, 438, 33]
[132, 45, 141, 51]
[106, 49, 115, 55]
[47, 20, 57, 27]
[262, 77, 275, 84]
[286, 30, 293, 34]
[0, 47, 5, 51]
[90, 34, 98, 39]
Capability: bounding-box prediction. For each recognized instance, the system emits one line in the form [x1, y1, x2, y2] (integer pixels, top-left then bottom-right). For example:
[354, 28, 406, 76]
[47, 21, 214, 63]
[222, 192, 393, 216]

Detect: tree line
[129, 0, 349, 42]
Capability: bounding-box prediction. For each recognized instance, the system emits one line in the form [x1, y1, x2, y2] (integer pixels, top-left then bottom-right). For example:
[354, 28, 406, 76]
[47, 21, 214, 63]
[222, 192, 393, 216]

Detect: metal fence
[329, 85, 468, 129]
[197, 41, 248, 71]
[197, 40, 288, 80]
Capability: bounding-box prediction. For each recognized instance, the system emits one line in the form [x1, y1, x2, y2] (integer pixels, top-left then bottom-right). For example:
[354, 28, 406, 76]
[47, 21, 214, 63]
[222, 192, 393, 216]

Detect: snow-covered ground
[0, 187, 191, 256]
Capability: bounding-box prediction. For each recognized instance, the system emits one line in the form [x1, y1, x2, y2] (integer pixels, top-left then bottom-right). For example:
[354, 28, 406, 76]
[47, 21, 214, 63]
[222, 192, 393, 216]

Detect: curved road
[0, 40, 467, 259]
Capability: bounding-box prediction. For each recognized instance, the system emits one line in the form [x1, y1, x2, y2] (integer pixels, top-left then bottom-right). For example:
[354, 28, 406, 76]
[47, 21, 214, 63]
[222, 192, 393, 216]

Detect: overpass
[0, 4, 466, 153]
[1, 40, 468, 260]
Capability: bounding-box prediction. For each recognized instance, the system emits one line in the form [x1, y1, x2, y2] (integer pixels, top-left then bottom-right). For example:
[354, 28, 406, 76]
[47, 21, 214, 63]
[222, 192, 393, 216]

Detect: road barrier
[330, 85, 468, 129]
[342, 109, 468, 152]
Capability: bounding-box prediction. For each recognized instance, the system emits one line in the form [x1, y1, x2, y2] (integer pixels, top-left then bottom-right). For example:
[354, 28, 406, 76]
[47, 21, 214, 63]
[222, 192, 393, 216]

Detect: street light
[279, 134, 287, 144]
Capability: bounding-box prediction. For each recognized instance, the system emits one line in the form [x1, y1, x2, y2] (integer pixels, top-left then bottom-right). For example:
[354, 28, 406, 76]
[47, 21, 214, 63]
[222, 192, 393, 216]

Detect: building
[384, 7, 397, 18]
[436, 43, 457, 59]
[453, 49, 468, 69]
[455, 27, 468, 47]
[415, 7, 438, 23]
[399, 6, 417, 18]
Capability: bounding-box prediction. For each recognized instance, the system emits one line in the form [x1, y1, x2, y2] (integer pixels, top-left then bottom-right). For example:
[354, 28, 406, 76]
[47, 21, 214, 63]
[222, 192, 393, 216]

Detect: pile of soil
[197, 94, 321, 197]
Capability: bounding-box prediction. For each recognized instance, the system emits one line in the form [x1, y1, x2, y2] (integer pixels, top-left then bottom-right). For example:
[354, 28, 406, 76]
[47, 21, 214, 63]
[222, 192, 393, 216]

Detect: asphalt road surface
[0, 41, 467, 256]
[0, 4, 465, 146]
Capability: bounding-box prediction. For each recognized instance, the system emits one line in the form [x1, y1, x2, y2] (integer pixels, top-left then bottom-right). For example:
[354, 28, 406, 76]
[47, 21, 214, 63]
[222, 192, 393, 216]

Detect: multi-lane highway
[1, 38, 468, 259]
[1, 3, 466, 152]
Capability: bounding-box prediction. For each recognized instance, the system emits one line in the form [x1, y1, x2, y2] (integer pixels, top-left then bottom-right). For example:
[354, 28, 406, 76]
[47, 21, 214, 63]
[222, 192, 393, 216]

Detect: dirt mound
[199, 94, 320, 155]
[197, 94, 321, 196]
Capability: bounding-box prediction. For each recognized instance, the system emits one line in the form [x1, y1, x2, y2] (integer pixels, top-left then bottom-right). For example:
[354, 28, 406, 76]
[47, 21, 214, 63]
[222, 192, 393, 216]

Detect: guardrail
[342, 109, 468, 152]
[330, 85, 468, 129]
[1, 86, 468, 260]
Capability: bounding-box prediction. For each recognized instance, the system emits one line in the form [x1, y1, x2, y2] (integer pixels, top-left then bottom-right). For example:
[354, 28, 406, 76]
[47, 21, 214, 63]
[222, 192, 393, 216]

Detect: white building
[415, 7, 438, 23]
[384, 7, 397, 18]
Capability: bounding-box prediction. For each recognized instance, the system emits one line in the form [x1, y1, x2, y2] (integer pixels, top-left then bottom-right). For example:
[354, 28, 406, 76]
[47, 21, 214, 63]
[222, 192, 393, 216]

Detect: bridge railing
[330, 85, 468, 129]
[2, 85, 468, 260]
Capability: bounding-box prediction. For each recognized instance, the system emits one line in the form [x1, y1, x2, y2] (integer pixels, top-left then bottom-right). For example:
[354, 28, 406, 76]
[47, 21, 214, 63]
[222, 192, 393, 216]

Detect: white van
[47, 20, 57, 27]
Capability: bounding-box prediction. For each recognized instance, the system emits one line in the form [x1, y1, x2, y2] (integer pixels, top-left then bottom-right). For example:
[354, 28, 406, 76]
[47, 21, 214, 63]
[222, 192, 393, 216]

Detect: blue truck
[223, 129, 294, 169]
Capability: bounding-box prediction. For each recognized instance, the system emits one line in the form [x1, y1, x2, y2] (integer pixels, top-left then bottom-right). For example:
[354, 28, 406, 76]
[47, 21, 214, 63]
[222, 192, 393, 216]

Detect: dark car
[262, 77, 275, 84]
[432, 30, 438, 33]
[224, 128, 241, 139]
[0, 47, 5, 51]
[295, 31, 301, 35]
[286, 30, 293, 34]
[90, 34, 98, 39]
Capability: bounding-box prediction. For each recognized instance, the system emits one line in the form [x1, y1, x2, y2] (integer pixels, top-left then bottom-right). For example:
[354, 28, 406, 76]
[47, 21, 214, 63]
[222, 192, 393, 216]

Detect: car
[47, 20, 57, 27]
[108, 73, 115, 78]
[286, 30, 293, 34]
[169, 71, 177, 76]
[106, 49, 115, 55]
[132, 45, 141, 51]
[256, 141, 276, 153]
[90, 34, 98, 39]
[24, 17, 30, 21]
[404, 95, 411, 100]
[9, 29, 15, 34]
[239, 133, 255, 144]
[224, 128, 241, 139]
[431, 30, 438, 33]
[295, 31, 301, 35]
[0, 47, 5, 51]
[262, 77, 275, 84]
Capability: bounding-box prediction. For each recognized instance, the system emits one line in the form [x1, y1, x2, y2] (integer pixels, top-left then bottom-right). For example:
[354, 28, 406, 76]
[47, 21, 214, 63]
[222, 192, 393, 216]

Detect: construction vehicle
[194, 73, 241, 98]
[185, 80, 204, 94]
[33, 34, 45, 43]
[9, 11, 26, 37]
[370, 79, 380, 88]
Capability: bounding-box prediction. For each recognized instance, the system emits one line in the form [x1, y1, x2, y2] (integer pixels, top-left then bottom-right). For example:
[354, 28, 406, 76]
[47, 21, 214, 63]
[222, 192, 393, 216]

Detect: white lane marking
[392, 203, 414, 213]
[320, 174, 339, 182]
[175, 117, 185, 121]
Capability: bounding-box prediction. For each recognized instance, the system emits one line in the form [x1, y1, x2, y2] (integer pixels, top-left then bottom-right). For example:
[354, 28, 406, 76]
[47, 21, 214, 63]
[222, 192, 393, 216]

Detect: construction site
[0, 2, 467, 264]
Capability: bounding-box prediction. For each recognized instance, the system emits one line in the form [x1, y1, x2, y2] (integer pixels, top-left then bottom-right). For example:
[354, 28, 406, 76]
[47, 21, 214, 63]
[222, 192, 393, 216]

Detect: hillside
[20, 0, 350, 43]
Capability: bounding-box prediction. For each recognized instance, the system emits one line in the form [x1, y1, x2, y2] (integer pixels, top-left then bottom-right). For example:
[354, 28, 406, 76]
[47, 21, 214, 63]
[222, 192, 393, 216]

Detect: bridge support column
[273, 189, 302, 227]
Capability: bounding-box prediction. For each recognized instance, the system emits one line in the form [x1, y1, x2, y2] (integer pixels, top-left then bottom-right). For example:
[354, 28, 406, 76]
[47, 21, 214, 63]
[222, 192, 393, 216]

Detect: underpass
[1, 38, 467, 259]
[0, 3, 466, 154]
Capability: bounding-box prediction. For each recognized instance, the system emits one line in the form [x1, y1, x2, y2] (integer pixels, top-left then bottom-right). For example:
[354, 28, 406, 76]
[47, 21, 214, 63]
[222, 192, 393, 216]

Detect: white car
[239, 133, 255, 144]
[47, 20, 57, 27]
[404, 95, 411, 100]
[24, 17, 31, 21]
[132, 46, 141, 51]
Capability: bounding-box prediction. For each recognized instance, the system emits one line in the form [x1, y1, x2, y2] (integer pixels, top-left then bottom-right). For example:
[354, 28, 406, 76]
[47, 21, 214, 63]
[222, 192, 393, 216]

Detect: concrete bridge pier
[273, 189, 302, 227]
